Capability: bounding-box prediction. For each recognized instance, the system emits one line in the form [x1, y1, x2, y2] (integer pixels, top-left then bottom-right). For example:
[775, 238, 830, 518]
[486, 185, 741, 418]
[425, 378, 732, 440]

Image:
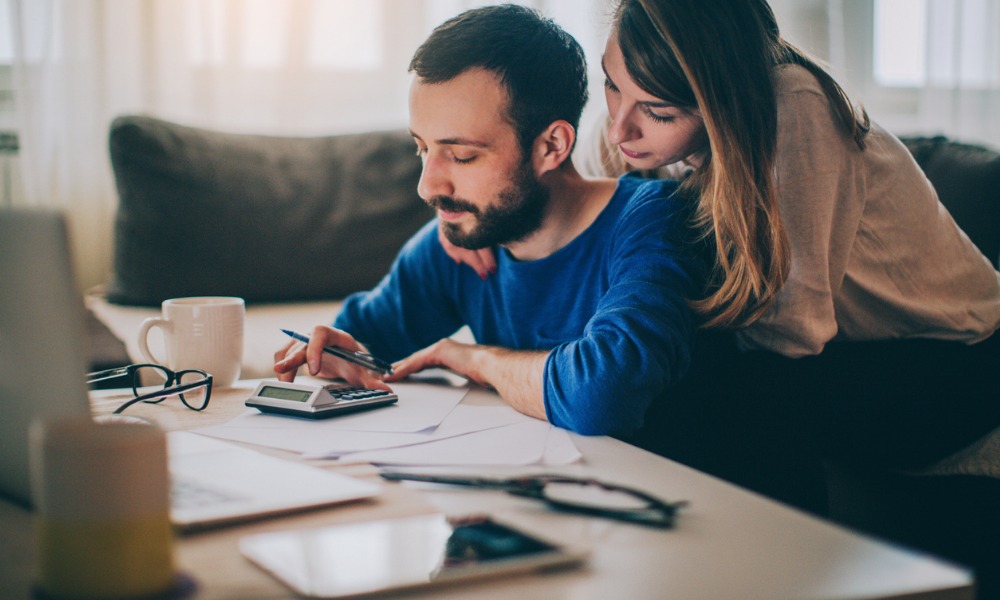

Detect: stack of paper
[193, 381, 581, 466]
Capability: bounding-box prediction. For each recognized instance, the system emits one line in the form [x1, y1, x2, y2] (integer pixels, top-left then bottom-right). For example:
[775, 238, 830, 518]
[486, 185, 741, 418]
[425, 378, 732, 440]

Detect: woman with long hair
[443, 0, 999, 515]
[593, 0, 999, 499]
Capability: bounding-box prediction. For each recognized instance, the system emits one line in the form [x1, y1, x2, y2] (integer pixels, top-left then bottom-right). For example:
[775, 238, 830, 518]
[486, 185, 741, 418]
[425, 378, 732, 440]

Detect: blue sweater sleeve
[543, 184, 699, 437]
[333, 219, 466, 362]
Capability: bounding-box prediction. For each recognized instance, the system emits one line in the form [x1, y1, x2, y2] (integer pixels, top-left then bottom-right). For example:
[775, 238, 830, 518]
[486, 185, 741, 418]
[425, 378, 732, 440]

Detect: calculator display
[257, 385, 312, 402]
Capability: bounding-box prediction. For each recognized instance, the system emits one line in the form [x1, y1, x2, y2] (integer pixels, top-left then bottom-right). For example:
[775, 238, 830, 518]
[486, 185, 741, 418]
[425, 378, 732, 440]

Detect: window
[872, 0, 926, 86]
[835, 0, 1000, 146]
[0, 0, 11, 60]
[873, 0, 1000, 89]
[0, 0, 15, 131]
[0, 0, 17, 207]
[183, 0, 383, 71]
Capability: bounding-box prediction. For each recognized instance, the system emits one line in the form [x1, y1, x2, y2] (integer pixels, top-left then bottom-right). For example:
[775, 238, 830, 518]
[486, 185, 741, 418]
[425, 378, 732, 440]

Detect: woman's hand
[438, 222, 497, 280]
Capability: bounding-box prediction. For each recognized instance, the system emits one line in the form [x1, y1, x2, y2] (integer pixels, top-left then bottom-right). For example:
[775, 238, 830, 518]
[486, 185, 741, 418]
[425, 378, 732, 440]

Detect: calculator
[245, 380, 398, 419]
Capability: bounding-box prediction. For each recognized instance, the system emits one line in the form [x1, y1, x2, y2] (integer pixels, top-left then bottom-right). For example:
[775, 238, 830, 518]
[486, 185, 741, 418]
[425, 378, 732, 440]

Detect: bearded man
[274, 4, 700, 439]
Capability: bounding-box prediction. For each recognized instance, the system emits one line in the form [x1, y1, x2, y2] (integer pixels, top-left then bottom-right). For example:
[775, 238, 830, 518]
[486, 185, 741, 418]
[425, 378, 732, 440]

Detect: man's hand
[388, 339, 548, 421]
[438, 223, 497, 280]
[273, 325, 391, 391]
[387, 338, 489, 387]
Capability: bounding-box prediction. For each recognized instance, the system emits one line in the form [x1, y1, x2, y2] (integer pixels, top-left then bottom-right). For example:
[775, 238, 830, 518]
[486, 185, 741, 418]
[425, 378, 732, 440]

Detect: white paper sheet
[307, 405, 536, 457]
[225, 381, 469, 433]
[194, 402, 534, 456]
[541, 427, 584, 464]
[343, 420, 554, 466]
[192, 383, 582, 466]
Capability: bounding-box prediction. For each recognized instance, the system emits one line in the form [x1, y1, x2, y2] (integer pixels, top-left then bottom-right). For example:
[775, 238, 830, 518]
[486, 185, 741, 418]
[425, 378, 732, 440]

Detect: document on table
[216, 381, 467, 433]
[344, 420, 580, 466]
[193, 382, 581, 466]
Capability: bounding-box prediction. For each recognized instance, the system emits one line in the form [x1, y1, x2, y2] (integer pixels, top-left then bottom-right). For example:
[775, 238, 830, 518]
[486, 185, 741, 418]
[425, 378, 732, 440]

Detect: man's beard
[429, 161, 550, 250]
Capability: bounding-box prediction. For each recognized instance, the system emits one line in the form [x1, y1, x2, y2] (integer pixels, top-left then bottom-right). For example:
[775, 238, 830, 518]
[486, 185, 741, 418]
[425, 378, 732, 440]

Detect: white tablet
[239, 513, 588, 598]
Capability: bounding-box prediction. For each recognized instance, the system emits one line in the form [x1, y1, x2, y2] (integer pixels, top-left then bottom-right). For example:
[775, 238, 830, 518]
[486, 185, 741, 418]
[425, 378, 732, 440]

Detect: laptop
[0, 208, 380, 527]
[167, 431, 380, 531]
[0, 208, 92, 508]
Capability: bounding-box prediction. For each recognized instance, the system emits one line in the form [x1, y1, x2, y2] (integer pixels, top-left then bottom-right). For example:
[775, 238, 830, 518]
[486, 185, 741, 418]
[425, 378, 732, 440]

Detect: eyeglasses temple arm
[111, 379, 210, 414]
[85, 366, 131, 384]
[379, 472, 517, 489]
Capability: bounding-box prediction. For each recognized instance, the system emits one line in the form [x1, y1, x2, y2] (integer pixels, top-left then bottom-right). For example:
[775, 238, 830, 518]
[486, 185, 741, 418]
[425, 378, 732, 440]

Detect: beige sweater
[578, 64, 1000, 357]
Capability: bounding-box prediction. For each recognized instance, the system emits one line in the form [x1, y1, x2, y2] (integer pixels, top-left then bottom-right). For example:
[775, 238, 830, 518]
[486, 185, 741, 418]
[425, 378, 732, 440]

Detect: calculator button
[325, 385, 392, 403]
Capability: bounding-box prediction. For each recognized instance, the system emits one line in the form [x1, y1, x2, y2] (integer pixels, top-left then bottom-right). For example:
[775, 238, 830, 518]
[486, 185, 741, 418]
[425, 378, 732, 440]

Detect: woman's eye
[603, 77, 619, 93]
[452, 154, 476, 164]
[414, 146, 428, 158]
[644, 109, 675, 124]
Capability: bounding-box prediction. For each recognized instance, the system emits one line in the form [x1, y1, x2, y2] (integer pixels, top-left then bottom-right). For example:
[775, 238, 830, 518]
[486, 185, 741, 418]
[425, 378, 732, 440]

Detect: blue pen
[281, 329, 394, 376]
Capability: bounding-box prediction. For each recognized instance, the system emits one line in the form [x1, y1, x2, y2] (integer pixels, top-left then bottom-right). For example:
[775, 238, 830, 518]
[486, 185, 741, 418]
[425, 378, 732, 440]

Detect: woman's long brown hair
[615, 0, 869, 328]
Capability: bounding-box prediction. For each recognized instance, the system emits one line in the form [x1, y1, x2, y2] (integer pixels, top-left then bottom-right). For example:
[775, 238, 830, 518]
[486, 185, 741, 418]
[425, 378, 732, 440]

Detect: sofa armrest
[83, 305, 130, 374]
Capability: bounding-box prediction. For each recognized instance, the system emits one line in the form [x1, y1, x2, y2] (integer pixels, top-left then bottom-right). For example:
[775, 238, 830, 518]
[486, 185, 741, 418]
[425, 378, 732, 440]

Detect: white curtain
[9, 0, 609, 290]
[827, 0, 1000, 149]
[915, 0, 1000, 147]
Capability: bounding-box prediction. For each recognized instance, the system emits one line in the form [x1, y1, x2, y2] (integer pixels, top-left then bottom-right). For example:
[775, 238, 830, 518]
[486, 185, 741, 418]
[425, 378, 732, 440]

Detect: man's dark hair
[409, 4, 588, 156]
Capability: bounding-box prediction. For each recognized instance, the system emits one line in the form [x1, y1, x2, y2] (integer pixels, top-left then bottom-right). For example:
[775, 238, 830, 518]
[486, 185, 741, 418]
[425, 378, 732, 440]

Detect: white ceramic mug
[138, 296, 245, 388]
[29, 417, 175, 599]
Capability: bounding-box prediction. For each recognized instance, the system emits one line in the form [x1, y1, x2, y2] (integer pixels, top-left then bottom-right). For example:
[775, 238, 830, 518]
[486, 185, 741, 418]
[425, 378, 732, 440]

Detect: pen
[280, 329, 394, 376]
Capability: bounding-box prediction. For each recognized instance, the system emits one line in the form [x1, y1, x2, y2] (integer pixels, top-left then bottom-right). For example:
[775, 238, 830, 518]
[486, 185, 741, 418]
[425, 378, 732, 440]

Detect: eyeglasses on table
[379, 472, 688, 528]
[86, 363, 213, 414]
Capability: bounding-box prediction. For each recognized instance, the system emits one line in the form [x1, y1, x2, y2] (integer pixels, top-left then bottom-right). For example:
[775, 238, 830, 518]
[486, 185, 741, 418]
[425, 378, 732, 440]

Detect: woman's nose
[607, 103, 639, 146]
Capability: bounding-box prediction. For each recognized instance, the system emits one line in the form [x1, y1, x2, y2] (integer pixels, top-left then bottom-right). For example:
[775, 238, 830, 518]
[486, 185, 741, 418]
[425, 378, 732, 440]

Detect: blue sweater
[334, 174, 700, 437]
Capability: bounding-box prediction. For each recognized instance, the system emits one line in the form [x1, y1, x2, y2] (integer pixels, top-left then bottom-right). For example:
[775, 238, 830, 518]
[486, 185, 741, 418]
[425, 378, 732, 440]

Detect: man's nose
[417, 155, 454, 201]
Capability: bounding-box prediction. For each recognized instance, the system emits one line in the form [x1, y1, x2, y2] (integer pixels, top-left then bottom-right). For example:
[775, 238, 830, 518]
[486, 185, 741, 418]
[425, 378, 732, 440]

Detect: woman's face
[602, 32, 708, 170]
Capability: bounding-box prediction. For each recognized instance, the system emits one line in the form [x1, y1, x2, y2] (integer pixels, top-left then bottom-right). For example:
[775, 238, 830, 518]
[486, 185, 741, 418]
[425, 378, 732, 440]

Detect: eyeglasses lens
[176, 370, 210, 409]
[131, 365, 173, 395]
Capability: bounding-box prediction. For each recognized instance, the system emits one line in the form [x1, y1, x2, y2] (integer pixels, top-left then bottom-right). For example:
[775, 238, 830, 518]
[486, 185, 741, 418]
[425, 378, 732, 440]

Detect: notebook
[167, 431, 380, 531]
[0, 208, 380, 526]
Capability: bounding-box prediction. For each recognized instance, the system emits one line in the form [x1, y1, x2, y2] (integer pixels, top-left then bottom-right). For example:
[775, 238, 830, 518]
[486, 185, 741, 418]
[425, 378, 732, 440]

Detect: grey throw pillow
[106, 115, 432, 305]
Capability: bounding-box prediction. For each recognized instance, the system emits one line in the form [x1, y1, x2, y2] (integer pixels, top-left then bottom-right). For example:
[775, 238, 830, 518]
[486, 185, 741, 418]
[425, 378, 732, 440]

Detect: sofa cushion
[106, 115, 432, 306]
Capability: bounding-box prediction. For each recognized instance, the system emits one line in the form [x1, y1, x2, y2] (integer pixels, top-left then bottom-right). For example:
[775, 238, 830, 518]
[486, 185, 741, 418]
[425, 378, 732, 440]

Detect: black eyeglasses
[379, 472, 687, 528]
[86, 363, 213, 414]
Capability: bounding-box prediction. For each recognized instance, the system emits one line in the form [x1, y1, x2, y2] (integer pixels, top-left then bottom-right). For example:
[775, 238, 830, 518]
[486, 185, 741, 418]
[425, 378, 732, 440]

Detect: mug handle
[137, 317, 171, 366]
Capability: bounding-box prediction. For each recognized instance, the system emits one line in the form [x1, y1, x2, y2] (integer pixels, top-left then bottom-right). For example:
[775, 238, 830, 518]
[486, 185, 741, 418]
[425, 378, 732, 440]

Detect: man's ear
[531, 120, 576, 175]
